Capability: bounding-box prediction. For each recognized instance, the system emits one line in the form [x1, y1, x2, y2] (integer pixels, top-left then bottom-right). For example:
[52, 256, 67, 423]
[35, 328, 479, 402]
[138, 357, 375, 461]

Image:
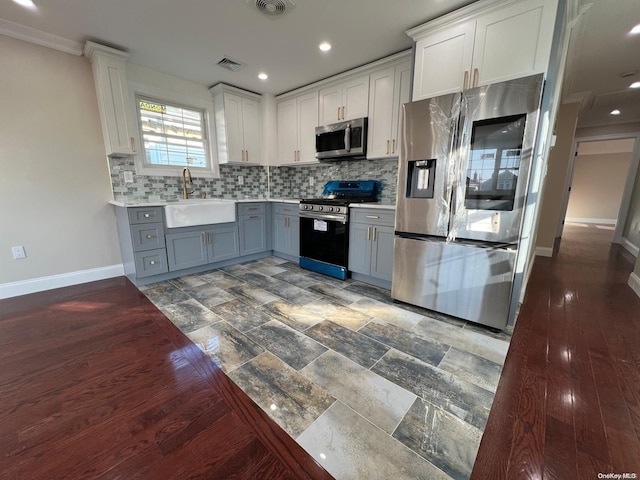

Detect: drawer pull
[249, 215, 259, 219]
[149, 260, 156, 265]
[146, 234, 153, 239]
[366, 215, 380, 219]
[249, 207, 258, 211]
[144, 213, 150, 218]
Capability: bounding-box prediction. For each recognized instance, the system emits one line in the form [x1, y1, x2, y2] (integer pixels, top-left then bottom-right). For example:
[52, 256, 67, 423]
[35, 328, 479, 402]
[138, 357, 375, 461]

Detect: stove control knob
[319, 206, 324, 211]
[303, 205, 308, 210]
[335, 207, 341, 213]
[329, 207, 334, 212]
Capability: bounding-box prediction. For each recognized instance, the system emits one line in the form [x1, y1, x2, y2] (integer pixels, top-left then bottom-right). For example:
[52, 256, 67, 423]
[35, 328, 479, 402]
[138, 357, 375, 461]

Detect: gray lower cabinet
[238, 203, 268, 256]
[272, 203, 299, 257]
[120, 206, 169, 279]
[348, 209, 395, 282]
[166, 224, 239, 272]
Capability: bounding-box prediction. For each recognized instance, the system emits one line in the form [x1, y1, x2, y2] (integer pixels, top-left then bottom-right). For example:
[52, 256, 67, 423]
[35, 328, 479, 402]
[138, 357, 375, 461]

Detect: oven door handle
[299, 211, 347, 223]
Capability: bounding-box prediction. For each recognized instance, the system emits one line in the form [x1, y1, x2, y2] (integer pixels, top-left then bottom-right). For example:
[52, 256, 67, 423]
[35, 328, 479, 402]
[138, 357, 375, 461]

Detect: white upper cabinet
[413, 22, 476, 99]
[319, 74, 369, 124]
[210, 84, 263, 165]
[276, 90, 319, 165]
[367, 60, 411, 159]
[409, 0, 558, 101]
[83, 41, 136, 157]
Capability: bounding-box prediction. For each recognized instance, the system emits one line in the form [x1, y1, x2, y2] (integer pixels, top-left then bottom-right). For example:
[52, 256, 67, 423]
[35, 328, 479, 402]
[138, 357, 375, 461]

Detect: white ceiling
[0, 0, 639, 128]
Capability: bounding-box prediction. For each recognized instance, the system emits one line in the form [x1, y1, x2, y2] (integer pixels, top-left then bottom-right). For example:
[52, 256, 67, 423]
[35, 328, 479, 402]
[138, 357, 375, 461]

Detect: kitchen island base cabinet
[166, 225, 239, 272]
[348, 209, 395, 289]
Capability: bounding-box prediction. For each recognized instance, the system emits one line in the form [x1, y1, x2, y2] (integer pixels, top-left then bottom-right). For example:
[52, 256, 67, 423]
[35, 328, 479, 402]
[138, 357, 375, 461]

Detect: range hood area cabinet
[210, 84, 264, 165]
[276, 91, 319, 165]
[318, 75, 370, 125]
[83, 41, 137, 157]
[408, 0, 558, 100]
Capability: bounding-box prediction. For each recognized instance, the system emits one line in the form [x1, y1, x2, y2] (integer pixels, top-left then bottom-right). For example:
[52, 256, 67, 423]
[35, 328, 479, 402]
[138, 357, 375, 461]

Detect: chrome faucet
[182, 167, 193, 199]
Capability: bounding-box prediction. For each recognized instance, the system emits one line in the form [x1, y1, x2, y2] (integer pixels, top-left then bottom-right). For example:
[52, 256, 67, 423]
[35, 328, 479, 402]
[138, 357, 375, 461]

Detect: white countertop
[109, 198, 300, 207]
[349, 202, 396, 210]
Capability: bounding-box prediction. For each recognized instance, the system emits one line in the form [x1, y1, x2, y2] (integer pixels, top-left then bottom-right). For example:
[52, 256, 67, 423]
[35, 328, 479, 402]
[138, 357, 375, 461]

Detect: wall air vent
[216, 56, 245, 72]
[252, 0, 295, 18]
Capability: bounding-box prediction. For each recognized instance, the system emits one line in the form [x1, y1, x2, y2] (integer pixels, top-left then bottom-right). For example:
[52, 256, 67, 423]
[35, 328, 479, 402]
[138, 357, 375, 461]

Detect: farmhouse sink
[164, 199, 236, 228]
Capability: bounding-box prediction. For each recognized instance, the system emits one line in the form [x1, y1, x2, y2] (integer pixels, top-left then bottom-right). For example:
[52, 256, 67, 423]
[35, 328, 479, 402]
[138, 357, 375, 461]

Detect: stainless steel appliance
[315, 118, 368, 160]
[392, 74, 544, 329]
[300, 180, 380, 279]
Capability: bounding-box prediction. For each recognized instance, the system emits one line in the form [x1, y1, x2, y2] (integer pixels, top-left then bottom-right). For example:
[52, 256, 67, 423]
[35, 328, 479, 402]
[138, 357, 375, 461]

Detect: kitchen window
[137, 96, 208, 169]
[129, 81, 219, 178]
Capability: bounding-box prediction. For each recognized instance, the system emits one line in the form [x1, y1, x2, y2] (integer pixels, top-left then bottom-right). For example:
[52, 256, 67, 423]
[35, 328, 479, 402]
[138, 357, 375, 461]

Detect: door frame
[555, 132, 640, 245]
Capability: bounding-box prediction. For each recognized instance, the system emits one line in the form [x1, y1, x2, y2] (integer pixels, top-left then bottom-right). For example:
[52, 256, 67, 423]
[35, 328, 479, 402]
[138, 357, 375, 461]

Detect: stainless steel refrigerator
[392, 74, 544, 329]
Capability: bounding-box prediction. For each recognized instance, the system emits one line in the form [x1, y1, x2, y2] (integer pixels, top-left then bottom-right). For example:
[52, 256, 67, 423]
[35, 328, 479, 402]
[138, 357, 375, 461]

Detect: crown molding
[0, 18, 82, 56]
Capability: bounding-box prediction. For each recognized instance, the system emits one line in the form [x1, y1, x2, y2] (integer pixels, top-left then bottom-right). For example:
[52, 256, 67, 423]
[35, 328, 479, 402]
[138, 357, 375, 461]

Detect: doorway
[557, 134, 640, 258]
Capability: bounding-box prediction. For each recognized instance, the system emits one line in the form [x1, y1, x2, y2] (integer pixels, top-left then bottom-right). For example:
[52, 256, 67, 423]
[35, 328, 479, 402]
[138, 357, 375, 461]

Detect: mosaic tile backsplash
[109, 157, 398, 203]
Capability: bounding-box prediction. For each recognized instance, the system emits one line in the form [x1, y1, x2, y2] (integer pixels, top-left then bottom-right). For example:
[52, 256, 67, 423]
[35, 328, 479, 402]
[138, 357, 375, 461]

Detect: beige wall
[536, 102, 581, 251]
[0, 36, 122, 284]
[566, 152, 632, 222]
[624, 158, 640, 249]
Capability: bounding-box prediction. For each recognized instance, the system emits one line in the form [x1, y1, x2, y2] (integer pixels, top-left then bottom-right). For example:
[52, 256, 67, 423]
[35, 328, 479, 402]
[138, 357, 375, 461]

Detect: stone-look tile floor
[141, 256, 511, 480]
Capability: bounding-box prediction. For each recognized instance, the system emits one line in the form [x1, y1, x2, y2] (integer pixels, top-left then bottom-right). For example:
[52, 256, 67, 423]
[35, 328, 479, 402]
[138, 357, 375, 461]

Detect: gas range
[298, 180, 381, 280]
[299, 181, 381, 220]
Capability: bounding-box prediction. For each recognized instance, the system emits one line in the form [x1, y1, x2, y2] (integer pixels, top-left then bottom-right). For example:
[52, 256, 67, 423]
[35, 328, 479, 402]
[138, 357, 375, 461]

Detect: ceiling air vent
[252, 0, 295, 18]
[216, 56, 245, 72]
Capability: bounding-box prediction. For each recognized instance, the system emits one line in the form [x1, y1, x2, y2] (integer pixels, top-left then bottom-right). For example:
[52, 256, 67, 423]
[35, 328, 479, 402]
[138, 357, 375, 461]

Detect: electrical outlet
[309, 177, 314, 186]
[11, 246, 26, 260]
[238, 175, 244, 186]
[123, 171, 134, 183]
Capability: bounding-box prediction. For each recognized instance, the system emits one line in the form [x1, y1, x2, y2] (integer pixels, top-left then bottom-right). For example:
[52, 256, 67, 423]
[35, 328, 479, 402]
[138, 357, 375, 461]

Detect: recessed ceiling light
[258, 72, 268, 80]
[630, 24, 640, 35]
[630, 81, 640, 89]
[12, 0, 36, 8]
[319, 42, 332, 52]
[610, 109, 621, 115]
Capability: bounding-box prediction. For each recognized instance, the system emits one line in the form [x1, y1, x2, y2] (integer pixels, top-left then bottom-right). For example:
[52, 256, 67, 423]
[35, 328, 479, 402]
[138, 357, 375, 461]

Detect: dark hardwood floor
[0, 277, 333, 479]
[472, 223, 640, 479]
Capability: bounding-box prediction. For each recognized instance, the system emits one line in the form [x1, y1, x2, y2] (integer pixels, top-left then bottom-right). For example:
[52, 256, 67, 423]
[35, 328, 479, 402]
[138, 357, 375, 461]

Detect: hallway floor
[472, 222, 640, 478]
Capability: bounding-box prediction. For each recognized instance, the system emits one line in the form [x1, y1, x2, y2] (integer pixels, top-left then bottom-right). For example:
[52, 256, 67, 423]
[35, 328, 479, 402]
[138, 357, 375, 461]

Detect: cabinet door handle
[208, 232, 212, 244]
[245, 150, 249, 162]
[149, 260, 156, 265]
[386, 140, 390, 155]
[473, 68, 479, 88]
[201, 232, 206, 243]
[463, 70, 469, 91]
[373, 227, 377, 242]
[366, 215, 379, 219]
[130, 137, 136, 153]
[297, 150, 300, 162]
[367, 226, 371, 241]
[146, 234, 153, 239]
[341, 106, 345, 120]
[392, 139, 396, 154]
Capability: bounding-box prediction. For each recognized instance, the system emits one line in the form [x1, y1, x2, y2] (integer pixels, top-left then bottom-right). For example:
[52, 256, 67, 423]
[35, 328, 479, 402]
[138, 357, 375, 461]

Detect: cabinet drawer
[130, 223, 165, 252]
[128, 207, 163, 224]
[238, 203, 265, 215]
[351, 209, 395, 227]
[273, 203, 299, 215]
[134, 249, 169, 278]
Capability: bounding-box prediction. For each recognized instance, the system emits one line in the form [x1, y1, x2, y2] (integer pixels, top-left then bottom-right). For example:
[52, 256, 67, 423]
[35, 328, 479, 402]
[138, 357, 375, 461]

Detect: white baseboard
[535, 247, 553, 257]
[565, 217, 617, 225]
[629, 272, 640, 299]
[0, 264, 125, 300]
[621, 237, 639, 258]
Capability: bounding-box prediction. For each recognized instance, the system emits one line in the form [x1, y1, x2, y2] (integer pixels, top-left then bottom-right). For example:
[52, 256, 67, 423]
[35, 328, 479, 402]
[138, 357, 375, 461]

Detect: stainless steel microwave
[315, 117, 367, 160]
